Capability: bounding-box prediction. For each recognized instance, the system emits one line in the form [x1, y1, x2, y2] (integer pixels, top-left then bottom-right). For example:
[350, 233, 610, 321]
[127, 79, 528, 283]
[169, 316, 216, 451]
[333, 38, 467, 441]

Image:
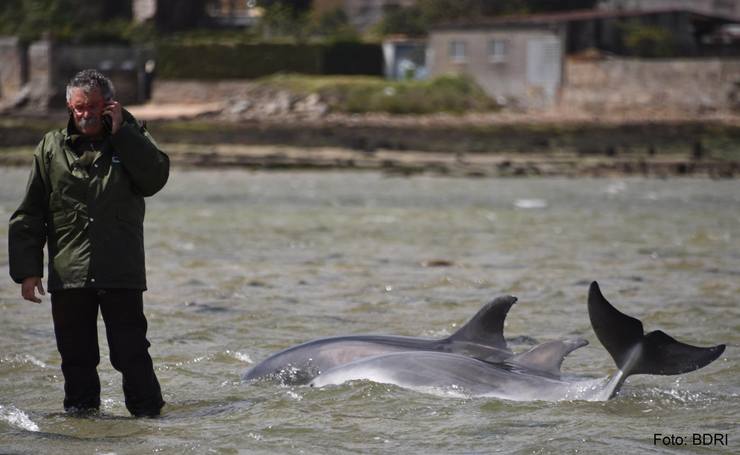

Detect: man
[8, 69, 169, 417]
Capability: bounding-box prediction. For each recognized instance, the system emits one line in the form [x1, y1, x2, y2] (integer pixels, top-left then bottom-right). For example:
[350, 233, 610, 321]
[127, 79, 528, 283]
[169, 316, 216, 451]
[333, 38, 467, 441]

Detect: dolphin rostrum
[309, 282, 726, 401]
[243, 295, 518, 384]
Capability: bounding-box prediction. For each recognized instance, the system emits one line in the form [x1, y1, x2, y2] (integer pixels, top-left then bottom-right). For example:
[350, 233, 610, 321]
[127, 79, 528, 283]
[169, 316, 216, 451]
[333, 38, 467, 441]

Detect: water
[0, 168, 738, 454]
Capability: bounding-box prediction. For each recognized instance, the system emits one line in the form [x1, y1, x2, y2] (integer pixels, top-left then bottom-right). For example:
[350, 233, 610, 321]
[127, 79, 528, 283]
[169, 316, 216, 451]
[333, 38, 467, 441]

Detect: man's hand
[103, 100, 123, 134]
[21, 276, 45, 303]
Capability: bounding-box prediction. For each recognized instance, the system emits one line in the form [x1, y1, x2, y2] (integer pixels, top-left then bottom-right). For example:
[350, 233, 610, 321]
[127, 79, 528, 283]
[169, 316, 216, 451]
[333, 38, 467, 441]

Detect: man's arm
[9, 138, 51, 300]
[21, 277, 45, 304]
[108, 106, 169, 197]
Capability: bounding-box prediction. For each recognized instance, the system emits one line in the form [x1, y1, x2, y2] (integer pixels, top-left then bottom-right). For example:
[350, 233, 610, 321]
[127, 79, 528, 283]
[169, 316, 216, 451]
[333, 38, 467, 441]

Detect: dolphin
[243, 295, 519, 384]
[309, 282, 726, 401]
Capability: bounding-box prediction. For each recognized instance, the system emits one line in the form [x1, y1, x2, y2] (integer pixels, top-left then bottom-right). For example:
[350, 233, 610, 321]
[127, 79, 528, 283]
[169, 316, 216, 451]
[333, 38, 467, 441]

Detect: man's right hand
[21, 277, 45, 303]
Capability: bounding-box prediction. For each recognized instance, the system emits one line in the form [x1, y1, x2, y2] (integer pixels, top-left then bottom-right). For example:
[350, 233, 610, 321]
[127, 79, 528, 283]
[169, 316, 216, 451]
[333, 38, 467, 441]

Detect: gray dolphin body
[310, 282, 726, 401]
[243, 296, 518, 384]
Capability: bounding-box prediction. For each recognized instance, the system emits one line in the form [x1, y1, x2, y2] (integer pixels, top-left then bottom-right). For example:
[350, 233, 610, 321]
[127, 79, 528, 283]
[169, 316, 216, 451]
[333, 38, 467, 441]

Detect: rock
[229, 100, 251, 114]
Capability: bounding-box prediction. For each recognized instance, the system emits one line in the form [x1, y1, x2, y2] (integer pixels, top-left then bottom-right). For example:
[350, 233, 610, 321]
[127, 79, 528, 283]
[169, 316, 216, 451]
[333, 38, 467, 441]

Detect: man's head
[66, 69, 116, 137]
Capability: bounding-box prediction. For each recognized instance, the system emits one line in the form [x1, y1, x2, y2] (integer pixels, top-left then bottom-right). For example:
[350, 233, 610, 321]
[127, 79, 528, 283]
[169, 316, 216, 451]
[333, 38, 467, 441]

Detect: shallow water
[0, 168, 738, 454]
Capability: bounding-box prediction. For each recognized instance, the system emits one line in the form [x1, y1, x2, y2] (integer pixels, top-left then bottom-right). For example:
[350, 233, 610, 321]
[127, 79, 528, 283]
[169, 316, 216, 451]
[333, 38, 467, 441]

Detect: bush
[156, 42, 383, 79]
[157, 43, 324, 79]
[622, 23, 676, 58]
[257, 73, 499, 114]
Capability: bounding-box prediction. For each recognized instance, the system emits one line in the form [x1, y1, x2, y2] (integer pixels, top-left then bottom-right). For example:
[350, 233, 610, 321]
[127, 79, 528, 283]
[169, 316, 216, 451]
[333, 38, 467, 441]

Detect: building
[133, 0, 262, 27]
[382, 37, 427, 80]
[599, 0, 740, 19]
[342, 0, 418, 31]
[428, 23, 565, 109]
[427, 8, 739, 109]
[441, 9, 739, 57]
[133, 0, 157, 23]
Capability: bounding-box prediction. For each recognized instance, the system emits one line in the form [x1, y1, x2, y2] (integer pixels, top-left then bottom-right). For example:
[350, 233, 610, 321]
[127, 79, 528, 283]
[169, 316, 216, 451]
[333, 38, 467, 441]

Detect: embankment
[1, 114, 739, 177]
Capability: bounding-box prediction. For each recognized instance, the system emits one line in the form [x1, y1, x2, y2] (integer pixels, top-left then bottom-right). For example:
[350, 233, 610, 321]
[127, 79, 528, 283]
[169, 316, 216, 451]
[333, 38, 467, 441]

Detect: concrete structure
[382, 37, 427, 80]
[428, 24, 565, 109]
[599, 0, 740, 19]
[0, 37, 26, 102]
[561, 56, 740, 114]
[205, 0, 261, 27]
[0, 38, 153, 110]
[133, 0, 157, 23]
[342, 0, 418, 31]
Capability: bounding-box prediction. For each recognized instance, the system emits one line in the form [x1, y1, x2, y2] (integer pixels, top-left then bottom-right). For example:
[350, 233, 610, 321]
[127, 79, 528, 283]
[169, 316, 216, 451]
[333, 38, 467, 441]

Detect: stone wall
[560, 57, 740, 114]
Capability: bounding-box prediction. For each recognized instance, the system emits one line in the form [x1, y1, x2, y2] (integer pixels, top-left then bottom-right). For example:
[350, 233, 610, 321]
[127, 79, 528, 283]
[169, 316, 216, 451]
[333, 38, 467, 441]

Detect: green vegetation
[0, 0, 140, 44]
[156, 42, 382, 79]
[0, 0, 600, 44]
[375, 0, 599, 37]
[255, 74, 499, 114]
[622, 23, 677, 58]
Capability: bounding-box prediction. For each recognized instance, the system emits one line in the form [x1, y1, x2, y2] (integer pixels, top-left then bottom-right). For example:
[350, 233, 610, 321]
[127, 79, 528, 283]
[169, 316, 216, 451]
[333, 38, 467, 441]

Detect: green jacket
[8, 110, 169, 291]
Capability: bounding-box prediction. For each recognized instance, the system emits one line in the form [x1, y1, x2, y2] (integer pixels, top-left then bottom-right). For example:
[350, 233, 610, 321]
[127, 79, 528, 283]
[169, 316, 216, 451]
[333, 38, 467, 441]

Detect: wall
[8, 40, 152, 109]
[0, 37, 25, 101]
[53, 44, 150, 106]
[561, 57, 740, 114]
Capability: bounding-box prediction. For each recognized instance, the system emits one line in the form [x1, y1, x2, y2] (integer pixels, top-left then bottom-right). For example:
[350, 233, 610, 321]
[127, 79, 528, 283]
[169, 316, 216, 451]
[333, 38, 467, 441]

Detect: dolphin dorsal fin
[448, 296, 517, 350]
[508, 338, 588, 376]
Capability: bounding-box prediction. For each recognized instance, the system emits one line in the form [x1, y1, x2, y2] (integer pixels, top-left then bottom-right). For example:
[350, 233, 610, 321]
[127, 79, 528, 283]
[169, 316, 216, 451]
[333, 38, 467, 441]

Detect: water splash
[225, 350, 253, 364]
[1, 354, 49, 369]
[0, 405, 39, 432]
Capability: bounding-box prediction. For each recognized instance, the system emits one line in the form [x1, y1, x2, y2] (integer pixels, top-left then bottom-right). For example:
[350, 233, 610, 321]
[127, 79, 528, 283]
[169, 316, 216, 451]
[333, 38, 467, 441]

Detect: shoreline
[1, 143, 737, 178]
[1, 110, 739, 177]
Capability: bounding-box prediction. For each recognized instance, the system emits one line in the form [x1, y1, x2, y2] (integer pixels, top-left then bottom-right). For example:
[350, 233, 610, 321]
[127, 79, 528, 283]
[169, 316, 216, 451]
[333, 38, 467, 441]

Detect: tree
[375, 0, 529, 37]
[374, 5, 427, 37]
[524, 0, 598, 12]
[155, 0, 208, 32]
[256, 0, 313, 42]
[0, 0, 133, 42]
[310, 7, 359, 41]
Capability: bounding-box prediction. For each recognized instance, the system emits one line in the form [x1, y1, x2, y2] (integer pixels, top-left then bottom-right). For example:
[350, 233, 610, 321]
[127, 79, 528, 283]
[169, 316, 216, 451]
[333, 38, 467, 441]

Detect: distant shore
[1, 109, 739, 177]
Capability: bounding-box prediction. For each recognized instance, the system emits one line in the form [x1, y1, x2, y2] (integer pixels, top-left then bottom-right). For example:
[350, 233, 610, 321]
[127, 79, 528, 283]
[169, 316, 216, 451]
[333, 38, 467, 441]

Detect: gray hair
[65, 69, 115, 103]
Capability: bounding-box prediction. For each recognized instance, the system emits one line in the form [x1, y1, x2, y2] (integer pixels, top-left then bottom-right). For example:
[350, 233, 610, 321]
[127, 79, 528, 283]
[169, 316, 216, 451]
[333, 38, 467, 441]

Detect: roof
[432, 8, 740, 30]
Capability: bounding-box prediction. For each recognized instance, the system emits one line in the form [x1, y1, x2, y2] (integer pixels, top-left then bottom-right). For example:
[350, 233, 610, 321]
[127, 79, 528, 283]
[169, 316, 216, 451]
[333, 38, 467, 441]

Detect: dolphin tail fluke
[588, 281, 725, 377]
[448, 295, 518, 351]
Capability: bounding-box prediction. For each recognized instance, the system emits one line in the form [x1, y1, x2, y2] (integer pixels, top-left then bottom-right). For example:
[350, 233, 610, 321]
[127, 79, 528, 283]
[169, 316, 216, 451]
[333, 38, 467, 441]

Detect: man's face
[67, 87, 106, 136]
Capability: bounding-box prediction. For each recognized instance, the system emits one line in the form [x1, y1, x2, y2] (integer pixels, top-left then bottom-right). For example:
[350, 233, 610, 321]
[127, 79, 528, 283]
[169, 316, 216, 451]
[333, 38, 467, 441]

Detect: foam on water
[514, 199, 548, 209]
[225, 350, 253, 363]
[0, 405, 39, 432]
[2, 354, 49, 369]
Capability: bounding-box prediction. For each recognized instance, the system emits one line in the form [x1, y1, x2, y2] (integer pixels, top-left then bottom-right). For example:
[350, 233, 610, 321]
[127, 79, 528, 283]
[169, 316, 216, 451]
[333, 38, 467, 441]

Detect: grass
[253, 73, 501, 114]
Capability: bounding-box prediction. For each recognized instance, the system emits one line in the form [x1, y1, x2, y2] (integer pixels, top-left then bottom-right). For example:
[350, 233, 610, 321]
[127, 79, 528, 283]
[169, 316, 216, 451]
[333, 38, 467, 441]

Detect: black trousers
[50, 288, 164, 416]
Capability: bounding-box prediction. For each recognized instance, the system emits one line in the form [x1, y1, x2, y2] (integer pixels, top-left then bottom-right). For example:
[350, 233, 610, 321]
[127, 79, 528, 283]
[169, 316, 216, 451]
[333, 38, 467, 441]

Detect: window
[449, 40, 467, 63]
[488, 39, 507, 63]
